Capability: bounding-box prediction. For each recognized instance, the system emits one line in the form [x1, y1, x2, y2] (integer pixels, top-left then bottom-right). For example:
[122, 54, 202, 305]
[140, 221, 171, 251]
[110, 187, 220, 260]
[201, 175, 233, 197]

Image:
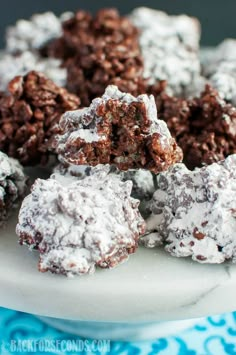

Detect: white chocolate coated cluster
[0, 51, 66, 90]
[6, 11, 72, 53]
[130, 7, 202, 96]
[16, 167, 146, 277]
[143, 155, 236, 263]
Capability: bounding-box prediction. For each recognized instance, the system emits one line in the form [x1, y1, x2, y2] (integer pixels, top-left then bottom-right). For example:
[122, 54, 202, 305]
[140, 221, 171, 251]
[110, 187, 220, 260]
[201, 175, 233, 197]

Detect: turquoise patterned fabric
[0, 307, 236, 354]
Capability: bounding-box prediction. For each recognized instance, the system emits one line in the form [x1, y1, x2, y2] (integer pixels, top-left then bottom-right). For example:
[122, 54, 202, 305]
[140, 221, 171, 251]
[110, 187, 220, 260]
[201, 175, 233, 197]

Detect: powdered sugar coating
[6, 12, 72, 53]
[53, 163, 89, 181]
[55, 85, 182, 173]
[202, 40, 236, 105]
[130, 7, 201, 96]
[16, 167, 146, 277]
[143, 155, 236, 263]
[202, 39, 236, 77]
[0, 51, 66, 90]
[0, 151, 27, 225]
[200, 47, 215, 65]
[210, 63, 236, 105]
[121, 169, 156, 218]
[54, 162, 155, 214]
[121, 169, 155, 202]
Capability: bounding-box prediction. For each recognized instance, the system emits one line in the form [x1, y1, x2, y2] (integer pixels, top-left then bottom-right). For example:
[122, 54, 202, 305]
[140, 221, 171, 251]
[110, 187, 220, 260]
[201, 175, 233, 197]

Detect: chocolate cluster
[156, 85, 236, 169]
[4, 6, 236, 275]
[130, 7, 202, 97]
[143, 155, 236, 263]
[0, 71, 80, 166]
[44, 8, 145, 106]
[16, 166, 146, 276]
[54, 85, 182, 173]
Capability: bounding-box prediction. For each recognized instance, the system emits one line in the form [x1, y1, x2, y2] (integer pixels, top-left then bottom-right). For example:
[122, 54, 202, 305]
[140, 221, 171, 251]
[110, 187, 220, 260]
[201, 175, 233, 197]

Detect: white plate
[0, 210, 235, 323]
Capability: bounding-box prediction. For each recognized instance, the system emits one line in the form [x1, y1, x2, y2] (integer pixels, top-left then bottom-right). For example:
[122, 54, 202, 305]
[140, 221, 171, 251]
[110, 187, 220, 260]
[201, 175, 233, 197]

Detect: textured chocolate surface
[155, 85, 236, 169]
[44, 8, 145, 106]
[16, 166, 146, 277]
[143, 155, 236, 263]
[0, 71, 80, 166]
[54, 85, 182, 173]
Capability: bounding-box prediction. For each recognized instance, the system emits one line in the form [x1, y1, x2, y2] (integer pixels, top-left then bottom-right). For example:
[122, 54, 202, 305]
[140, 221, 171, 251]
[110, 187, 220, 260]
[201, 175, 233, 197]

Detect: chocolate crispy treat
[16, 167, 146, 276]
[0, 51, 67, 91]
[179, 86, 236, 169]
[6, 11, 72, 54]
[130, 7, 201, 97]
[143, 155, 236, 263]
[0, 71, 80, 166]
[0, 151, 27, 225]
[156, 85, 236, 169]
[54, 85, 182, 173]
[44, 8, 145, 106]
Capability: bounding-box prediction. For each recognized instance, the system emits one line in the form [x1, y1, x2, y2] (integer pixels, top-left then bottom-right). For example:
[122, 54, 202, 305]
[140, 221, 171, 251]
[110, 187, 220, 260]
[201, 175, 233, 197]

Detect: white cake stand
[0, 210, 235, 340]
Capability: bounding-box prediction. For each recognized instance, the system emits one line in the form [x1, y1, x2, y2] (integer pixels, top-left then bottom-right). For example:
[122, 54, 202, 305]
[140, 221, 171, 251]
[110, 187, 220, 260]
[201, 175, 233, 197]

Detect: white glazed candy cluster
[202, 39, 236, 105]
[55, 84, 172, 156]
[143, 155, 236, 263]
[1, 12, 71, 91]
[6, 11, 72, 53]
[54, 163, 155, 202]
[0, 51, 67, 90]
[54, 84, 181, 173]
[130, 7, 202, 97]
[16, 166, 146, 277]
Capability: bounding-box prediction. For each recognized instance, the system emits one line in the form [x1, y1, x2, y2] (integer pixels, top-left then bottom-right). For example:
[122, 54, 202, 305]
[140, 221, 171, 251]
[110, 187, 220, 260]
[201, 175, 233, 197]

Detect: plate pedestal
[1, 210, 236, 332]
[38, 317, 199, 341]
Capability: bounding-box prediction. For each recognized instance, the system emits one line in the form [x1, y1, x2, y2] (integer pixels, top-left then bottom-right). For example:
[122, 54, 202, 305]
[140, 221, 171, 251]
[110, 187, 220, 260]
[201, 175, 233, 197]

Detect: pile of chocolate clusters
[1, 7, 236, 277]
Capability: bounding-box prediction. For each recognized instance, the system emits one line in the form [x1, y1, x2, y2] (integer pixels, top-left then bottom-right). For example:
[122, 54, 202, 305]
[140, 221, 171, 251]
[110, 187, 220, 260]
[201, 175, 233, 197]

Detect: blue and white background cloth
[0, 307, 236, 354]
